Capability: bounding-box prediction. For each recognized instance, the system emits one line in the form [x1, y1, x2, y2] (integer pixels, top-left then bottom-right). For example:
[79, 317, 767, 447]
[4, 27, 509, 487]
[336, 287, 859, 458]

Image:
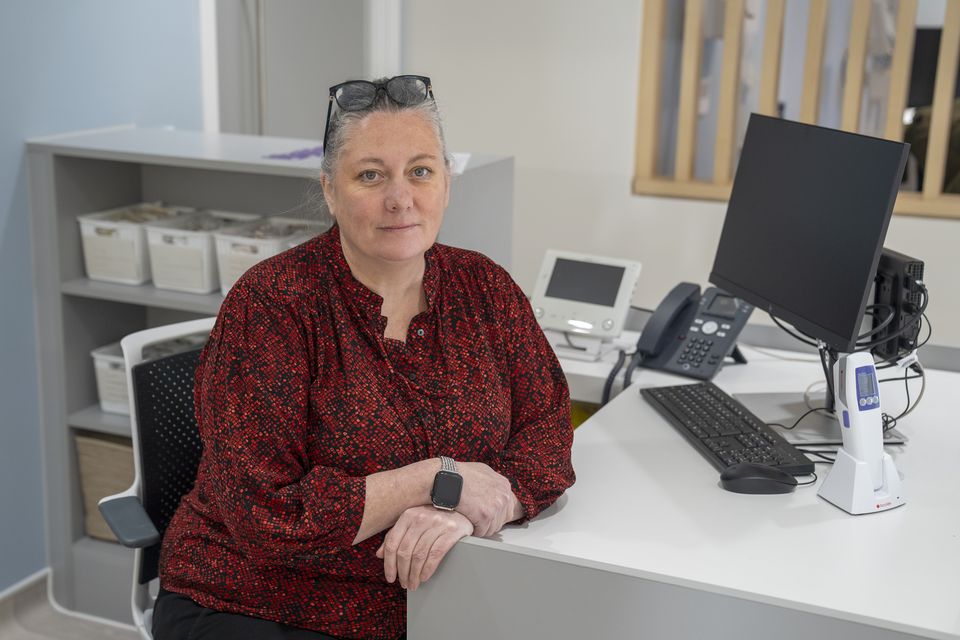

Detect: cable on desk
[874, 304, 929, 430]
[803, 381, 835, 415]
[601, 349, 628, 407]
[622, 351, 644, 389]
[796, 472, 819, 486]
[878, 374, 923, 383]
[899, 361, 926, 418]
[796, 449, 837, 464]
[918, 312, 932, 348]
[817, 346, 836, 407]
[767, 406, 830, 432]
[882, 413, 898, 433]
[877, 359, 926, 432]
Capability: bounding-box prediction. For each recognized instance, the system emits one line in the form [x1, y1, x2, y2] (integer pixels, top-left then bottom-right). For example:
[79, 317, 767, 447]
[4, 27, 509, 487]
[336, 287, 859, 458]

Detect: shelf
[68, 405, 131, 438]
[28, 126, 325, 179]
[27, 127, 504, 179]
[62, 278, 224, 315]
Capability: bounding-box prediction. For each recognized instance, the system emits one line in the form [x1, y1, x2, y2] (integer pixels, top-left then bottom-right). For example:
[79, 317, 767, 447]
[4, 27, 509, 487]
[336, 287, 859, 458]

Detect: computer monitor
[709, 114, 909, 444]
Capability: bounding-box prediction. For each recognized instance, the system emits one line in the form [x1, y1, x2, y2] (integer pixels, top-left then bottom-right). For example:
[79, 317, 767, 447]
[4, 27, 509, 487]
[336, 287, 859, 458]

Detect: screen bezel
[531, 250, 642, 338]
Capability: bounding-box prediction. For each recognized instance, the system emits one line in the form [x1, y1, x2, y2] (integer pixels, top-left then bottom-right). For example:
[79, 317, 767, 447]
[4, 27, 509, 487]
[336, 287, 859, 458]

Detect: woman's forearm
[353, 458, 441, 544]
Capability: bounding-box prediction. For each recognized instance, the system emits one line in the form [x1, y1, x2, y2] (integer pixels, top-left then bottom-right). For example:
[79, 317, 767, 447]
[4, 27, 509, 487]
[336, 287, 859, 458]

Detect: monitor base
[551, 334, 615, 362]
[733, 391, 907, 446]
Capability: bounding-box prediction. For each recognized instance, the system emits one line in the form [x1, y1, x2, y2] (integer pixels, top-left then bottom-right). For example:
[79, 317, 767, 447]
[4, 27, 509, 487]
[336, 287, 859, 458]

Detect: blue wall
[0, 1, 202, 592]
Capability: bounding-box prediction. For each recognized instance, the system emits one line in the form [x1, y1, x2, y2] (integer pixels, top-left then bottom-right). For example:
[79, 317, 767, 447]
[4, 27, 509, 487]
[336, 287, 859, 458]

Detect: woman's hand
[456, 462, 521, 538]
[376, 506, 473, 591]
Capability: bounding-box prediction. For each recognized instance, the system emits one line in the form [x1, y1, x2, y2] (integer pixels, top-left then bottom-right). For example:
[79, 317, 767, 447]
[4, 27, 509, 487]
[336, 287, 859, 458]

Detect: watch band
[439, 455, 459, 473]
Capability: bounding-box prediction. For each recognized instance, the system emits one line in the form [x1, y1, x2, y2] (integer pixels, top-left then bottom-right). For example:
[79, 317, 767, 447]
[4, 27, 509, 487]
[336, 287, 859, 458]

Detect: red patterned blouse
[159, 226, 575, 639]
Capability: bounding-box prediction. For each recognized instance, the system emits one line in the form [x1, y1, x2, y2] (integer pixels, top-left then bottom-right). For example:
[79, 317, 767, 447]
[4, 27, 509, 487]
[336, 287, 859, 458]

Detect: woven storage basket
[74, 431, 135, 542]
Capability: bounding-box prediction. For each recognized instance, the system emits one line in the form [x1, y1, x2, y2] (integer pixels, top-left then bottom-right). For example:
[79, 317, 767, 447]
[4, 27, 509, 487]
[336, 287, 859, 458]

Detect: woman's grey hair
[319, 78, 451, 180]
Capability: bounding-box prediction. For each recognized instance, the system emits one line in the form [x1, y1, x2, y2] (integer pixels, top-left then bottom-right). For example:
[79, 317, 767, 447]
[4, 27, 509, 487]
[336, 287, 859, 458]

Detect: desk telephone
[636, 282, 753, 380]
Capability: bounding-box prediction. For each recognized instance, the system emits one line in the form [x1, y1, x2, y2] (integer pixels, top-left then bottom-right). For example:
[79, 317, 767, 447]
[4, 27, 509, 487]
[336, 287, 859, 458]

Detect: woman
[152, 75, 575, 640]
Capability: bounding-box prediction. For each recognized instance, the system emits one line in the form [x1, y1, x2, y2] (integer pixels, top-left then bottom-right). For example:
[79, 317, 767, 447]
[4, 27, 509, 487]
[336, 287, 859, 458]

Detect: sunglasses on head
[323, 75, 435, 152]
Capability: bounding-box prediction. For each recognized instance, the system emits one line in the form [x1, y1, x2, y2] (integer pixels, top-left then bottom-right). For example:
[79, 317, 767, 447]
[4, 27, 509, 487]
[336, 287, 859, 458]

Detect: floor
[0, 577, 139, 640]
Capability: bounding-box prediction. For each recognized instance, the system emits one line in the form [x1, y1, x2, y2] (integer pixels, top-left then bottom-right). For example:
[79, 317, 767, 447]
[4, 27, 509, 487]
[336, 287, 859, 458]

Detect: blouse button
[416, 328, 425, 337]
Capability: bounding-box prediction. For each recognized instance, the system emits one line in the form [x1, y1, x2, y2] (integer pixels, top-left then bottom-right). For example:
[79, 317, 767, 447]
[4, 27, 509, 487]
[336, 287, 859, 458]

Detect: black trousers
[153, 588, 405, 640]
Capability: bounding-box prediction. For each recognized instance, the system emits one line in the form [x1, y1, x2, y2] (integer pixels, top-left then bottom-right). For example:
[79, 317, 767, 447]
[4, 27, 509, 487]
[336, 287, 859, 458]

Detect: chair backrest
[120, 317, 216, 588]
[115, 317, 215, 637]
[131, 347, 204, 585]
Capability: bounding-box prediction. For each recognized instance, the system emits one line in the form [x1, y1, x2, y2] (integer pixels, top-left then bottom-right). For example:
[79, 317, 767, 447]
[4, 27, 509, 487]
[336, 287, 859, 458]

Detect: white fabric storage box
[78, 202, 192, 284]
[215, 217, 329, 293]
[91, 333, 209, 415]
[145, 210, 261, 294]
[91, 342, 128, 414]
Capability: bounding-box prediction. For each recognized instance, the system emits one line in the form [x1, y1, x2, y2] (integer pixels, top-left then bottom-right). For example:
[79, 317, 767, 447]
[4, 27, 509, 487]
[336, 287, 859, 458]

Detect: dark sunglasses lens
[335, 82, 377, 110]
[385, 76, 429, 105]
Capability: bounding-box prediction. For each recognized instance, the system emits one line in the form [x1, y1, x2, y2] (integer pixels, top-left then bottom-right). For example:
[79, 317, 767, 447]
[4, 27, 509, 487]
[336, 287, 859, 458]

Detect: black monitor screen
[709, 115, 908, 352]
[545, 258, 625, 307]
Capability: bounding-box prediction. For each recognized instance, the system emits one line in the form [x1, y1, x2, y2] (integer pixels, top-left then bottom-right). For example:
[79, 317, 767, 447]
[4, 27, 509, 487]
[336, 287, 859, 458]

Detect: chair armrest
[98, 496, 160, 548]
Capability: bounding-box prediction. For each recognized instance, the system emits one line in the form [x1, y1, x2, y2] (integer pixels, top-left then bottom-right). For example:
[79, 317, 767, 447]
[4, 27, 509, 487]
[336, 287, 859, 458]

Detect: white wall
[403, 0, 960, 349]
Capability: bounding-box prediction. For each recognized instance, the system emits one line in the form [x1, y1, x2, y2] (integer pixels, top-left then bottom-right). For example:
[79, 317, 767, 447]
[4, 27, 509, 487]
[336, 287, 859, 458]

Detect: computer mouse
[720, 462, 798, 494]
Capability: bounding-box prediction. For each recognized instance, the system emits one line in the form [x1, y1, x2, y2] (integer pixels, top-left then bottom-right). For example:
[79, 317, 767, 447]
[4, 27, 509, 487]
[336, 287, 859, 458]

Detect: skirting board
[0, 569, 48, 605]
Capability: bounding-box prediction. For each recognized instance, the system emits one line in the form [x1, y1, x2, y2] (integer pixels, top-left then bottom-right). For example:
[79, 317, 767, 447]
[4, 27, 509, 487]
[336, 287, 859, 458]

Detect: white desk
[408, 346, 960, 639]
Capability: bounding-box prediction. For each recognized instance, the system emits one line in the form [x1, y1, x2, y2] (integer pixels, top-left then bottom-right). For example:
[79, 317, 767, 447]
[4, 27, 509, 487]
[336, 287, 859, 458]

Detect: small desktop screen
[545, 258, 625, 307]
[709, 114, 909, 353]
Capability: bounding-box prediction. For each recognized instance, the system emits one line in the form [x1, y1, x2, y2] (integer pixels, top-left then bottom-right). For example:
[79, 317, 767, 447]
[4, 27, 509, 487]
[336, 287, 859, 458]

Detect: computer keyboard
[640, 382, 815, 475]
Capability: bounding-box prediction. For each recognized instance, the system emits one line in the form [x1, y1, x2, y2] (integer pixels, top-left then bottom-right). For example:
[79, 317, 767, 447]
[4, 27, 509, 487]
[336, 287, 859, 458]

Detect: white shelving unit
[27, 126, 514, 623]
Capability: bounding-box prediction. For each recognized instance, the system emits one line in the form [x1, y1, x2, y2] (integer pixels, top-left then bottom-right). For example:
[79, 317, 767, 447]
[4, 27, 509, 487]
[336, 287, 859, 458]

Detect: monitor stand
[550, 333, 616, 362]
[733, 391, 907, 446]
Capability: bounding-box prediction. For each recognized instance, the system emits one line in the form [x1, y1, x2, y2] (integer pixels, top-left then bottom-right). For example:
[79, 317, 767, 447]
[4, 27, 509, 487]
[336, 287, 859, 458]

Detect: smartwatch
[431, 456, 463, 511]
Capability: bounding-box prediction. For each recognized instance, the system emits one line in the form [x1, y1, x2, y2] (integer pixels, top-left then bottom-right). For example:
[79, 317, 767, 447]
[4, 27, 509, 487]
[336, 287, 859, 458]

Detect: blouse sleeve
[486, 269, 576, 521]
[194, 282, 366, 569]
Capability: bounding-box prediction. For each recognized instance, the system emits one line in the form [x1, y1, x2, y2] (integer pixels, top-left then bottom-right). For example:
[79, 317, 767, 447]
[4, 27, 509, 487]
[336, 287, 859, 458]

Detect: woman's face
[322, 110, 450, 270]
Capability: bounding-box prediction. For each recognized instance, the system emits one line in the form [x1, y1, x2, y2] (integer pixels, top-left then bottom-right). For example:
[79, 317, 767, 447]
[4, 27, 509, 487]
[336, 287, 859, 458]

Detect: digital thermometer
[818, 351, 905, 514]
[834, 352, 884, 489]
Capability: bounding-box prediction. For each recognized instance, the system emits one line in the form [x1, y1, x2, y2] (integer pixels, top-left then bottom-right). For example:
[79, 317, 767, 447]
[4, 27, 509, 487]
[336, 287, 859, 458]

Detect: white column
[199, 0, 221, 133]
[363, 0, 403, 79]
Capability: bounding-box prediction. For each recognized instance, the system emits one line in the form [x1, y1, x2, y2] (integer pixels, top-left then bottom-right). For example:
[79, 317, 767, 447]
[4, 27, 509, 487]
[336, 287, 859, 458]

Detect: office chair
[98, 317, 216, 639]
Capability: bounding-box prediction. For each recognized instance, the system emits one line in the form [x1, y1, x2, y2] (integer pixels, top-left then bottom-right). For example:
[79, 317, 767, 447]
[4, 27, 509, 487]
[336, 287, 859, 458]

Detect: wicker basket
[74, 431, 135, 542]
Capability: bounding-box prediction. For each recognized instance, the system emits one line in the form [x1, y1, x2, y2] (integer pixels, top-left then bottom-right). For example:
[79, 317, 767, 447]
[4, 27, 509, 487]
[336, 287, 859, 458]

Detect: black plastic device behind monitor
[872, 248, 925, 361]
[710, 114, 909, 445]
[710, 114, 909, 354]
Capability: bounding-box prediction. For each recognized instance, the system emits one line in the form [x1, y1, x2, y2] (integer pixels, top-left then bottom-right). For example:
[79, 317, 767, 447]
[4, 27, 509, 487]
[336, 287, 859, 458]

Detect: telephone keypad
[677, 337, 718, 370]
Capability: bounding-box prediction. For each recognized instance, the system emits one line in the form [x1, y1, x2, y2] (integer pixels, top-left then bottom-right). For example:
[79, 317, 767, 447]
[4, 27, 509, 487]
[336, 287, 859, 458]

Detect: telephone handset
[633, 282, 754, 381]
[636, 282, 702, 358]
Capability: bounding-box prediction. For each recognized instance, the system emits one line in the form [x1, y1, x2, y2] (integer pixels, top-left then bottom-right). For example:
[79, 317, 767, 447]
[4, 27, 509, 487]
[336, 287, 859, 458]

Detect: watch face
[431, 470, 463, 510]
